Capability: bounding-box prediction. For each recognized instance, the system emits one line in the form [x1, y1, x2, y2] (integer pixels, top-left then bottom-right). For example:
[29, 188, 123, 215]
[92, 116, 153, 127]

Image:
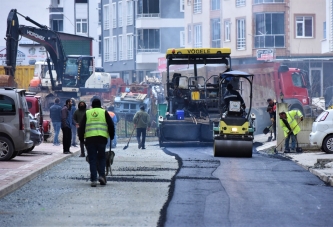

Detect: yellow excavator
[213, 70, 256, 158]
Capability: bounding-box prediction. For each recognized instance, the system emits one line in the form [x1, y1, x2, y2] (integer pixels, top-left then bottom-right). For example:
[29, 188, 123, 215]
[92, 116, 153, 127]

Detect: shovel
[123, 125, 137, 150]
[263, 124, 272, 134]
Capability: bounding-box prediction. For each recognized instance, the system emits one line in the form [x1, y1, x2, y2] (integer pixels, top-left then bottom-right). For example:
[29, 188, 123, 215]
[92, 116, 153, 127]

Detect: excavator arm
[5, 9, 66, 90]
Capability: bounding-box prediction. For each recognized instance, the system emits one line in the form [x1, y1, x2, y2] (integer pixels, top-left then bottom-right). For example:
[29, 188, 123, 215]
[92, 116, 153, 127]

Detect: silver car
[0, 88, 33, 161]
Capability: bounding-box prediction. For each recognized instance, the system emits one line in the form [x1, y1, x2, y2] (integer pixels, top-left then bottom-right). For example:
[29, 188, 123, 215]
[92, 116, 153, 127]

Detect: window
[193, 0, 202, 14]
[324, 21, 326, 39]
[193, 24, 202, 48]
[137, 29, 160, 52]
[118, 1, 123, 27]
[138, 0, 160, 16]
[119, 35, 123, 60]
[254, 0, 284, 3]
[104, 37, 110, 62]
[211, 18, 220, 47]
[52, 19, 63, 32]
[103, 5, 109, 29]
[126, 34, 133, 59]
[76, 19, 88, 34]
[296, 16, 313, 38]
[236, 19, 246, 50]
[99, 35, 101, 57]
[224, 20, 231, 42]
[112, 36, 117, 61]
[0, 95, 15, 115]
[180, 0, 185, 12]
[188, 24, 192, 44]
[211, 0, 220, 10]
[127, 0, 133, 25]
[112, 3, 117, 28]
[255, 13, 285, 48]
[236, 0, 245, 7]
[98, 5, 101, 25]
[180, 31, 185, 47]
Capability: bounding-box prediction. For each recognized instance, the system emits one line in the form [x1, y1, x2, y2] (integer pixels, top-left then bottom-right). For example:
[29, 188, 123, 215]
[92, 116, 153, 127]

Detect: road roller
[213, 70, 256, 157]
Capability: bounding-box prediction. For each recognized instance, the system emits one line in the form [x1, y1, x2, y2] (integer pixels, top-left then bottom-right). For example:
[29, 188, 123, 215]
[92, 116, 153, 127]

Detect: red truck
[232, 62, 312, 131]
[25, 94, 52, 142]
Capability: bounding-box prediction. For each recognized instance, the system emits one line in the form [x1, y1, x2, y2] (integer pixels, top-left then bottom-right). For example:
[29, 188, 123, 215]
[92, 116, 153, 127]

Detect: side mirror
[250, 113, 256, 120]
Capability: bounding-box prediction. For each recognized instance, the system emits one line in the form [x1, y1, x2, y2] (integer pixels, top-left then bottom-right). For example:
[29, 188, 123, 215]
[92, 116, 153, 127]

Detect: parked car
[309, 109, 333, 154]
[24, 113, 43, 152]
[0, 87, 33, 161]
[25, 93, 52, 141]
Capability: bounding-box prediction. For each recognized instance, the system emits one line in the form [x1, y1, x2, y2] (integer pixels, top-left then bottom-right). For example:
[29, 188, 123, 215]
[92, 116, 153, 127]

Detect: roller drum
[214, 137, 253, 157]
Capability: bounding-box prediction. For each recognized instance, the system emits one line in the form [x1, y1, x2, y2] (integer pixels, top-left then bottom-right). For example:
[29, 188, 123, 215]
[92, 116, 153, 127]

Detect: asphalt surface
[0, 134, 332, 226]
[0, 141, 178, 227]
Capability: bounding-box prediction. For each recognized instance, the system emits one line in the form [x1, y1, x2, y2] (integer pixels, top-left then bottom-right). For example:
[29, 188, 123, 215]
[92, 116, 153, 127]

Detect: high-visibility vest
[84, 108, 109, 139]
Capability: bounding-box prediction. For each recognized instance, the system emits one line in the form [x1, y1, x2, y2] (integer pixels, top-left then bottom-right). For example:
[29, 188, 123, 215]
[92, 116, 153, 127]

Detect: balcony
[254, 34, 285, 48]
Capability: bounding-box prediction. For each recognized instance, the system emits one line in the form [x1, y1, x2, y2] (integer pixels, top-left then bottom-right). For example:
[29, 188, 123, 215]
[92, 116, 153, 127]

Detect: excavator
[3, 9, 111, 108]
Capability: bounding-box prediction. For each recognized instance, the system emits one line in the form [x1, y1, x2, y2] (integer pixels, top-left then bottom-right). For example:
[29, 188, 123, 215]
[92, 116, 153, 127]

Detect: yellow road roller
[213, 70, 256, 157]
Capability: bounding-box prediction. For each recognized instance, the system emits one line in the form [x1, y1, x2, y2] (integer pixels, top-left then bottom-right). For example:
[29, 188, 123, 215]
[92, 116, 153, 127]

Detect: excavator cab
[213, 70, 256, 157]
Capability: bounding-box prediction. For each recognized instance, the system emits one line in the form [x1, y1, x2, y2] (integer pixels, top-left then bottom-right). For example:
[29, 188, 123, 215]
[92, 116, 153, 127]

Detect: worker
[49, 98, 62, 146]
[70, 98, 77, 148]
[73, 101, 87, 157]
[267, 98, 277, 141]
[107, 105, 118, 148]
[61, 99, 73, 154]
[223, 83, 246, 112]
[133, 105, 150, 149]
[279, 110, 303, 153]
[78, 99, 115, 187]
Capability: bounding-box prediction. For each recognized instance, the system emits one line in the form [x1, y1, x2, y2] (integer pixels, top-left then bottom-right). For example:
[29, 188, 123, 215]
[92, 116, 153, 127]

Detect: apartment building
[49, 0, 102, 66]
[184, 0, 332, 97]
[101, 0, 185, 83]
[322, 0, 333, 54]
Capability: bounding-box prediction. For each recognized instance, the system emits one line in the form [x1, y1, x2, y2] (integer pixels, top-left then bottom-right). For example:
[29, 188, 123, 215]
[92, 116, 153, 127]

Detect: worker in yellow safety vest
[78, 99, 115, 187]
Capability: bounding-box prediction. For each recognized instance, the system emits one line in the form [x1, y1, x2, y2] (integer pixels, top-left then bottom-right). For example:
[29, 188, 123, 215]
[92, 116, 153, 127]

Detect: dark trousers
[85, 143, 106, 182]
[78, 129, 85, 154]
[62, 127, 72, 152]
[136, 128, 147, 148]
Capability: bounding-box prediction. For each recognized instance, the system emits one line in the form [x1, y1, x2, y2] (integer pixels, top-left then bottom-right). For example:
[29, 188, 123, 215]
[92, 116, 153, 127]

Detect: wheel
[44, 135, 50, 142]
[322, 135, 333, 154]
[290, 105, 304, 117]
[0, 136, 14, 161]
[24, 146, 35, 153]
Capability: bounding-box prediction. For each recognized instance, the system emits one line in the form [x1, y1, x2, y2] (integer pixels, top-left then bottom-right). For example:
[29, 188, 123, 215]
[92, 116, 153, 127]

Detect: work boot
[98, 176, 106, 185]
[91, 181, 97, 187]
[79, 153, 85, 157]
[138, 142, 142, 149]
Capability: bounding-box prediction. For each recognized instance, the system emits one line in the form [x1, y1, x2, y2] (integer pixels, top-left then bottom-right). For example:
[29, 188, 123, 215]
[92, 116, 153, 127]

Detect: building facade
[49, 0, 102, 66]
[101, 0, 185, 84]
[184, 0, 332, 97]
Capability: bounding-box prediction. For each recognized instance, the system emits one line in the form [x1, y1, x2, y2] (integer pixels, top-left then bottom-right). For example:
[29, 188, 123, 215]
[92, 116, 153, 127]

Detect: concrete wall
[276, 103, 318, 151]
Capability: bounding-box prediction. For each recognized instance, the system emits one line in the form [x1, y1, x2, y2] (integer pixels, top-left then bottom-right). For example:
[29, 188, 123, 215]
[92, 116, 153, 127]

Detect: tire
[322, 135, 333, 154]
[10, 150, 19, 159]
[290, 105, 304, 117]
[0, 136, 14, 161]
[24, 146, 35, 153]
[44, 135, 50, 142]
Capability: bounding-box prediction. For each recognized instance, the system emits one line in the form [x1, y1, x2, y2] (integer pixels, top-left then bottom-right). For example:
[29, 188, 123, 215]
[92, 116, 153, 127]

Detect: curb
[0, 150, 80, 199]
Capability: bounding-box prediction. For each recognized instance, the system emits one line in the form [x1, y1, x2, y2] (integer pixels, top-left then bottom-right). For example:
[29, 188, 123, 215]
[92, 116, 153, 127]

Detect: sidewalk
[255, 134, 333, 187]
[0, 144, 80, 199]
